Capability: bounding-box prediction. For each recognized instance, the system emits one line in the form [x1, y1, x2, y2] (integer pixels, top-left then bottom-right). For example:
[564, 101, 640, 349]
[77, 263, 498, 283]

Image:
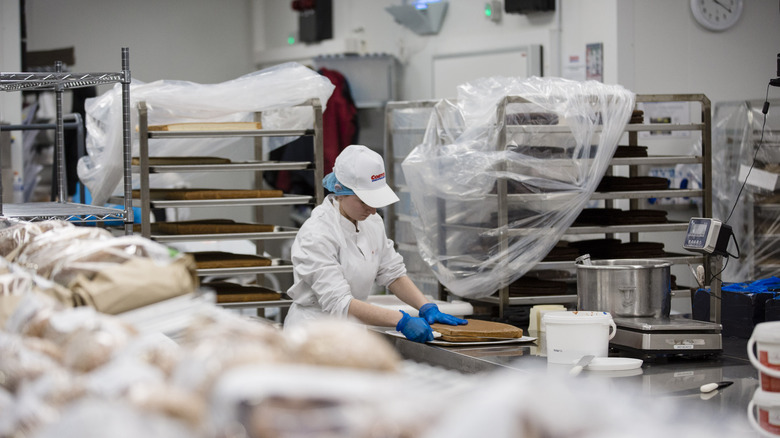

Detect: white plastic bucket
[748, 321, 780, 392]
[748, 389, 780, 437]
[529, 305, 566, 334]
[542, 311, 616, 364]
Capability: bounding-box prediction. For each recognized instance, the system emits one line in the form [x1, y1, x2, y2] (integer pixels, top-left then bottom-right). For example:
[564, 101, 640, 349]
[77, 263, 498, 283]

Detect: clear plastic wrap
[78, 62, 336, 205]
[0, 292, 756, 438]
[713, 99, 780, 282]
[170, 307, 291, 395]
[208, 363, 449, 438]
[13, 369, 86, 435]
[0, 254, 74, 326]
[401, 77, 635, 297]
[284, 319, 403, 372]
[0, 331, 63, 393]
[12, 227, 170, 277]
[6, 224, 199, 315]
[0, 219, 74, 260]
[29, 398, 203, 438]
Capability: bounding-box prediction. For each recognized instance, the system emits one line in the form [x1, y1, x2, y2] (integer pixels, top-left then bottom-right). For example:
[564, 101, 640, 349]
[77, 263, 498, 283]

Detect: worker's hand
[396, 310, 434, 343]
[419, 303, 468, 326]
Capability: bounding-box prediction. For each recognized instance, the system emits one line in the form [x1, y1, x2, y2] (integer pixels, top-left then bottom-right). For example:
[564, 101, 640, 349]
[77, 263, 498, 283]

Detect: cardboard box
[739, 165, 780, 191]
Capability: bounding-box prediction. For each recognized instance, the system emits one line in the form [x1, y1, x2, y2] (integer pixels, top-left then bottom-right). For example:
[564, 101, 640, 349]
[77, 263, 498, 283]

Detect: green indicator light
[485, 3, 492, 17]
[288, 35, 296, 45]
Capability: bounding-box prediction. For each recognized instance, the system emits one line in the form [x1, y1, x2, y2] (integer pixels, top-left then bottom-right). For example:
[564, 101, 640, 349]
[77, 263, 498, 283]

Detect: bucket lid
[542, 311, 613, 324]
[752, 321, 780, 343]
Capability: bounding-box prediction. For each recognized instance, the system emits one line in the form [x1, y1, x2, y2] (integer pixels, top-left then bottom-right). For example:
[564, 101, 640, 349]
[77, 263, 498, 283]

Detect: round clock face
[690, 0, 743, 31]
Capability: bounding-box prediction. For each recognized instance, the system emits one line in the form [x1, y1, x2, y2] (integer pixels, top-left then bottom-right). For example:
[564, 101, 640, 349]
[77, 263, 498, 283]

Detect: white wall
[629, 0, 780, 102]
[255, 0, 556, 100]
[22, 0, 254, 84]
[0, 0, 21, 124]
[1, 0, 22, 192]
[10, 0, 259, 221]
[255, 0, 780, 106]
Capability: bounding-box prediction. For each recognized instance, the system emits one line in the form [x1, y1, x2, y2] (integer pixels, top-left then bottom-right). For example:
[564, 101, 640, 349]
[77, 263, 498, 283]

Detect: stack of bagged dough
[0, 219, 198, 318]
[0, 292, 406, 437]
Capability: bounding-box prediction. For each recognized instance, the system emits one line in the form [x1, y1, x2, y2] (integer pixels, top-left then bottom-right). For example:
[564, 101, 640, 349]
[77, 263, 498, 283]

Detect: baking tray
[385, 330, 536, 347]
[152, 226, 298, 243]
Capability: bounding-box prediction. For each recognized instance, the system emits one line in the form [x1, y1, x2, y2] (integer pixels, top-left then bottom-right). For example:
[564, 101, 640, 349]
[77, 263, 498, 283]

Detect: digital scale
[608, 217, 726, 359]
[682, 217, 738, 258]
[610, 316, 722, 359]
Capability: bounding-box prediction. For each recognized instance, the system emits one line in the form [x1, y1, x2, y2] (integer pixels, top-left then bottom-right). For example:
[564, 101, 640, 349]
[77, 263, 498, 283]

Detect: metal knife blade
[569, 355, 595, 376]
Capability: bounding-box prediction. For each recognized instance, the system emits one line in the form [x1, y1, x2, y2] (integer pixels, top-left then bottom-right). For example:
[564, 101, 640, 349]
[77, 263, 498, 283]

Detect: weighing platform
[610, 316, 723, 358]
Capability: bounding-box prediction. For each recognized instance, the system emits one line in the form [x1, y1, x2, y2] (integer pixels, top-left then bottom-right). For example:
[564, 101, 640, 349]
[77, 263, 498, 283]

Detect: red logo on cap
[371, 173, 385, 182]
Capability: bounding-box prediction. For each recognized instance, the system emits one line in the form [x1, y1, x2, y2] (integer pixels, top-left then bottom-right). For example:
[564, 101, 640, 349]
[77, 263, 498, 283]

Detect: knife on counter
[665, 381, 734, 397]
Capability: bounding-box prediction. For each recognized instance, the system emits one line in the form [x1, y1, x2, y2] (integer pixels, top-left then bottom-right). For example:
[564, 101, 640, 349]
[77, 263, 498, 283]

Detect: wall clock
[690, 0, 743, 31]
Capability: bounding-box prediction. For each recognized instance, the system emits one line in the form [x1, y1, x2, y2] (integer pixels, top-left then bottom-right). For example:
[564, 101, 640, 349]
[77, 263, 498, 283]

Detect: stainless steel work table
[380, 332, 761, 421]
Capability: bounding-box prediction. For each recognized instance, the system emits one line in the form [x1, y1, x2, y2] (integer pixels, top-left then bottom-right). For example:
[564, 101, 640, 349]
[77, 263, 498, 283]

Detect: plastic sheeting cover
[713, 99, 780, 282]
[401, 77, 635, 298]
[77, 63, 335, 206]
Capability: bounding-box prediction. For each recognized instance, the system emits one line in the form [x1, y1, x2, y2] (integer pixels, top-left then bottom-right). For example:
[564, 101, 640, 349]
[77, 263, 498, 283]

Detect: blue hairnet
[322, 172, 355, 196]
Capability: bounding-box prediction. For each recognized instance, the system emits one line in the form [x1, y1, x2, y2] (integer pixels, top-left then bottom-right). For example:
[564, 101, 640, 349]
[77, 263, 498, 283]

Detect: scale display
[683, 217, 722, 254]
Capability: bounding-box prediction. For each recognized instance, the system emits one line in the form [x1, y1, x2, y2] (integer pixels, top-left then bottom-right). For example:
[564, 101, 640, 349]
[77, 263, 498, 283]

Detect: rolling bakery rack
[0, 48, 133, 233]
[385, 94, 721, 321]
[119, 99, 325, 314]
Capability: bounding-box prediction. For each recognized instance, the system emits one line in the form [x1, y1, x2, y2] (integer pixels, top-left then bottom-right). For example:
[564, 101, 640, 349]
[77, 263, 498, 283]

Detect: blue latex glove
[419, 303, 468, 326]
[396, 310, 434, 343]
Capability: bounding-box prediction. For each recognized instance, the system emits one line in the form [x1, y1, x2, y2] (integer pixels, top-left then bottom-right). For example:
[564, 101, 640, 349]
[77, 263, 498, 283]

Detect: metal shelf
[1, 202, 125, 222]
[133, 161, 311, 174]
[196, 259, 294, 277]
[471, 294, 578, 306]
[216, 299, 293, 310]
[609, 155, 703, 166]
[564, 222, 691, 235]
[0, 48, 133, 232]
[0, 71, 127, 91]
[151, 226, 299, 243]
[590, 188, 703, 200]
[134, 98, 324, 240]
[112, 194, 313, 209]
[505, 122, 705, 135]
[148, 128, 314, 139]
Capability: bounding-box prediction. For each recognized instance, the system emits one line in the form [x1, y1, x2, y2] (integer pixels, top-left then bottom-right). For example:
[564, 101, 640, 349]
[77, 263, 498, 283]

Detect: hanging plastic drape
[78, 63, 335, 206]
[712, 99, 780, 282]
[401, 77, 635, 298]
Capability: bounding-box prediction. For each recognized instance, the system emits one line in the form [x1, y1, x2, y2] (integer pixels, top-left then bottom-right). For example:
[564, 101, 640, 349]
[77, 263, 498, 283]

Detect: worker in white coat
[285, 145, 467, 342]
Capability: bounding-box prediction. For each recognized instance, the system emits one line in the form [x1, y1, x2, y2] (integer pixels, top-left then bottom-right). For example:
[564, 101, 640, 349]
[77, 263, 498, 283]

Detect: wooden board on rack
[147, 121, 262, 131]
[190, 251, 273, 269]
[132, 188, 283, 200]
[133, 219, 276, 235]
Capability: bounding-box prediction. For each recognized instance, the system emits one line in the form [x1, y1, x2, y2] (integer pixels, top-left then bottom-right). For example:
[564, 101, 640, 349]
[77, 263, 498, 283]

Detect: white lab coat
[284, 195, 406, 328]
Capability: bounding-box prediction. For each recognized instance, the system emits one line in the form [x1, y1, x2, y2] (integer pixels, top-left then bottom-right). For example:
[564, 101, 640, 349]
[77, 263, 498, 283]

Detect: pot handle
[748, 336, 780, 379]
[608, 318, 617, 340]
[619, 286, 636, 309]
[575, 254, 592, 265]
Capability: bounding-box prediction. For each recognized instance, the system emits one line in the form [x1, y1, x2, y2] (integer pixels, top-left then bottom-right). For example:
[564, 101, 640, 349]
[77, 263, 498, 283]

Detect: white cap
[334, 145, 400, 208]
